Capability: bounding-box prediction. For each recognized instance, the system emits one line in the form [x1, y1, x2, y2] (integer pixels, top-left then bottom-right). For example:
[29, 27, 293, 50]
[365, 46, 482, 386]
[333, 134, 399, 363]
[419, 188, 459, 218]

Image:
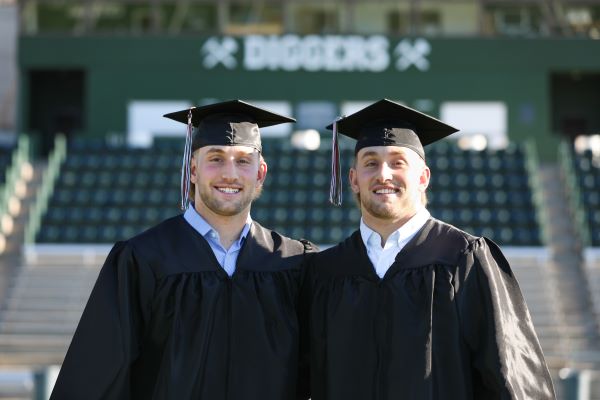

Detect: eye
[208, 156, 223, 163]
[237, 158, 252, 165]
[364, 160, 377, 167]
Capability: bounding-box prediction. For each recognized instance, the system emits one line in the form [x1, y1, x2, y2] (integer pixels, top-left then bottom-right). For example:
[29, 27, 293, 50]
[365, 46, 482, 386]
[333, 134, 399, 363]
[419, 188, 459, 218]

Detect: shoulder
[119, 215, 194, 272]
[411, 218, 484, 266]
[309, 230, 363, 269]
[427, 219, 514, 280]
[250, 221, 317, 256]
[319, 230, 361, 257]
[128, 214, 187, 248]
[427, 218, 504, 259]
[425, 218, 479, 251]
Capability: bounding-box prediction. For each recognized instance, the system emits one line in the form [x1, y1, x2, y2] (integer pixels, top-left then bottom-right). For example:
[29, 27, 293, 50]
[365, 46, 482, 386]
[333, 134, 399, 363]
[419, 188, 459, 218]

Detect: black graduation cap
[326, 99, 459, 206]
[164, 99, 296, 210]
[164, 99, 295, 153]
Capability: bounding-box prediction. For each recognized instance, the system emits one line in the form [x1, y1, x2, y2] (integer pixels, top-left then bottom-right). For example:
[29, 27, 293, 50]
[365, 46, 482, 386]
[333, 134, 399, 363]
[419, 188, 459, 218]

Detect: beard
[198, 184, 260, 217]
[359, 187, 418, 220]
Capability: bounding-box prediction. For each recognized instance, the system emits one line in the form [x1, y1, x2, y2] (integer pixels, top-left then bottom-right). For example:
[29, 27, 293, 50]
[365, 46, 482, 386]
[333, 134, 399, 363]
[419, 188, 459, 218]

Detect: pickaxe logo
[394, 38, 431, 71]
[201, 37, 239, 69]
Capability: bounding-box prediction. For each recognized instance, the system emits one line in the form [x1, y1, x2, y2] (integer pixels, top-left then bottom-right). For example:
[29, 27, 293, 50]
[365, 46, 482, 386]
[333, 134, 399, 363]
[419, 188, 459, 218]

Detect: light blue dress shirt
[360, 208, 430, 278]
[183, 205, 252, 277]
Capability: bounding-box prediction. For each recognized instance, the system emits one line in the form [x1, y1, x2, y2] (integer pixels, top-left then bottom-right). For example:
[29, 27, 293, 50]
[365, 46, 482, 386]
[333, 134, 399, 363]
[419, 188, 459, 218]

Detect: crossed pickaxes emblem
[394, 38, 431, 71]
[201, 37, 238, 69]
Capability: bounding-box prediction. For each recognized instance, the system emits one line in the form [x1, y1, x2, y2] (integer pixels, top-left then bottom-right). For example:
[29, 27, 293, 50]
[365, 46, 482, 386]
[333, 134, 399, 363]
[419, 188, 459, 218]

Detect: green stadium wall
[17, 35, 600, 161]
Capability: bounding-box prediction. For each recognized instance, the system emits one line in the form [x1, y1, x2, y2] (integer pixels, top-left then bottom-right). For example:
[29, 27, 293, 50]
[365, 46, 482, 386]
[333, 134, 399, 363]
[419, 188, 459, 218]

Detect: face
[190, 145, 267, 218]
[350, 146, 430, 222]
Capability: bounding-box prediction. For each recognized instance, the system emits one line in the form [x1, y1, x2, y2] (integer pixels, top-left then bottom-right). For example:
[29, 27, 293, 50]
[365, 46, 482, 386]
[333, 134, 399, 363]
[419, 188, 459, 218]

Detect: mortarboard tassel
[329, 118, 342, 206]
[180, 108, 193, 210]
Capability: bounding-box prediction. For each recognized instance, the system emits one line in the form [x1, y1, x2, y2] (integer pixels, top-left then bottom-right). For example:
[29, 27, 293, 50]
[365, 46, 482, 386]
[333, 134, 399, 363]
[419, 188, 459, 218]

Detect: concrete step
[0, 334, 71, 348]
[6, 291, 93, 303]
[0, 351, 66, 367]
[536, 164, 600, 360]
[2, 302, 86, 313]
[1, 310, 83, 323]
[0, 322, 77, 335]
[8, 276, 94, 287]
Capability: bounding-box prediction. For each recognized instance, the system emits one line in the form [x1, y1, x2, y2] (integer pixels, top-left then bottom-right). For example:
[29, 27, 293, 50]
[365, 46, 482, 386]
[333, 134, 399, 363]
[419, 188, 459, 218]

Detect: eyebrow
[205, 147, 255, 157]
[359, 149, 408, 159]
[205, 148, 225, 155]
[359, 150, 380, 159]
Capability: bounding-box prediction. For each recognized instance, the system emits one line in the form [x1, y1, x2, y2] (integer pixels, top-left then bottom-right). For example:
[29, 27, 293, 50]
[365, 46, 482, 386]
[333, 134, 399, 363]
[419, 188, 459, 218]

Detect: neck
[194, 202, 250, 249]
[362, 206, 423, 245]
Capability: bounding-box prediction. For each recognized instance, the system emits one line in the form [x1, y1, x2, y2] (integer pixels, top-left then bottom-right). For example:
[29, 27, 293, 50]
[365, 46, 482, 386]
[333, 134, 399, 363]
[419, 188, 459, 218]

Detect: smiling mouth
[215, 187, 241, 194]
[373, 188, 399, 194]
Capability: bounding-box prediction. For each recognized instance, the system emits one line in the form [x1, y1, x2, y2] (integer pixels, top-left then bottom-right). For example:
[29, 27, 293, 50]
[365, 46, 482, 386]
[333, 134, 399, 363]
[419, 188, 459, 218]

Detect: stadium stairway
[0, 159, 91, 367]
[0, 263, 98, 366]
[586, 251, 600, 341]
[0, 161, 41, 308]
[538, 164, 600, 367]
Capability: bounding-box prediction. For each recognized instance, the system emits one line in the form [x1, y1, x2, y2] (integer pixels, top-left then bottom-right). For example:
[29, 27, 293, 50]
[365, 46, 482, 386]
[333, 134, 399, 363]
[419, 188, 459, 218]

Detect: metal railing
[24, 134, 66, 244]
[558, 140, 590, 247]
[0, 135, 30, 239]
[523, 139, 550, 246]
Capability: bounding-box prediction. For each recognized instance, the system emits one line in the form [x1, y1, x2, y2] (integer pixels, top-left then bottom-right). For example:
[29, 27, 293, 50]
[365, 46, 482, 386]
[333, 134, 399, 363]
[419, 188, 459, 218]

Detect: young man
[304, 99, 555, 399]
[51, 100, 313, 400]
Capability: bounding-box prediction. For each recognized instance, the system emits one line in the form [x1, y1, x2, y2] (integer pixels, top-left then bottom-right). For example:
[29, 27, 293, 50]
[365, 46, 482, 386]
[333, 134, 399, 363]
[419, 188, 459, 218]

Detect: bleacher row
[27, 136, 548, 246]
[572, 151, 600, 246]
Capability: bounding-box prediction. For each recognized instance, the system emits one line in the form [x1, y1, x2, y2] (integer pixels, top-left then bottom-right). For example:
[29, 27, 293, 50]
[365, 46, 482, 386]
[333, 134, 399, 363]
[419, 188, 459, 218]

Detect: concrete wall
[0, 4, 17, 134]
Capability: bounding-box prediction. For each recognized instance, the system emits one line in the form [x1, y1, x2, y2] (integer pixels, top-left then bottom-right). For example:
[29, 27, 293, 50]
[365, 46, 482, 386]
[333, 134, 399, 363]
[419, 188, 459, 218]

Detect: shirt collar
[360, 207, 431, 249]
[184, 203, 252, 242]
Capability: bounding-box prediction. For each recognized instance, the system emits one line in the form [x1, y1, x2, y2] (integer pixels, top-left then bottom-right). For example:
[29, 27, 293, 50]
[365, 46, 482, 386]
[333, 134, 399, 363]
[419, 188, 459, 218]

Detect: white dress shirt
[360, 208, 431, 279]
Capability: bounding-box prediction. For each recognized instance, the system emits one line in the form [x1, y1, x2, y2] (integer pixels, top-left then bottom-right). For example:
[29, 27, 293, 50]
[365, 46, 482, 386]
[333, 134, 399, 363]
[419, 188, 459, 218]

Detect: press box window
[289, 4, 341, 34]
[225, 2, 283, 35]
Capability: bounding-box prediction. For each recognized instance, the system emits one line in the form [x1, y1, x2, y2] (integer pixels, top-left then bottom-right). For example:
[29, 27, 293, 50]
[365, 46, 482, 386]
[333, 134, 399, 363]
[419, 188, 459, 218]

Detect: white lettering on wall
[244, 35, 390, 72]
[202, 35, 430, 72]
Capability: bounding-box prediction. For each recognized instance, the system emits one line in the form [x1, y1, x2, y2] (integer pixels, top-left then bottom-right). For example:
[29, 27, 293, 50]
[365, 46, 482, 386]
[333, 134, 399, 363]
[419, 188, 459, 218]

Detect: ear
[190, 152, 198, 184]
[419, 165, 431, 192]
[256, 157, 268, 186]
[349, 167, 360, 194]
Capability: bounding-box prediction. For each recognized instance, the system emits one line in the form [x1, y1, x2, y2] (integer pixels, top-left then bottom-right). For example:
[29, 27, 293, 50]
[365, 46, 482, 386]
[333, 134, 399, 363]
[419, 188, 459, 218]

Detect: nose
[376, 162, 393, 182]
[221, 157, 239, 180]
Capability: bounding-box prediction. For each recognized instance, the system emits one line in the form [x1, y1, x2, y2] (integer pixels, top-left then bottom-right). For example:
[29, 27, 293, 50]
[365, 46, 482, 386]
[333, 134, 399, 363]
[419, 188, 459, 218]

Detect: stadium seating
[426, 141, 543, 246]
[0, 144, 16, 187]
[570, 149, 600, 247]
[34, 137, 543, 246]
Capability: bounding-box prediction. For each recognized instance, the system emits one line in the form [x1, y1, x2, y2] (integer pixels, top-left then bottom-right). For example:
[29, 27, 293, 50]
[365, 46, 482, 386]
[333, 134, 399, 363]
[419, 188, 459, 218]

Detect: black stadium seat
[570, 147, 600, 246]
[36, 138, 543, 246]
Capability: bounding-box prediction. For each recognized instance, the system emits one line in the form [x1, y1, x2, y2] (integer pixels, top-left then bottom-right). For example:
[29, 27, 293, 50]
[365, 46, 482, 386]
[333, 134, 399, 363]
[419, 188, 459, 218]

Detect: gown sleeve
[50, 241, 156, 400]
[457, 237, 556, 399]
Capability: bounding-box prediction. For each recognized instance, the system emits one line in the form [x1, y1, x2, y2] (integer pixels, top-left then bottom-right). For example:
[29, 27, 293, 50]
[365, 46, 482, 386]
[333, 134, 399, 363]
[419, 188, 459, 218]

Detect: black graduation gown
[305, 218, 555, 400]
[50, 215, 313, 400]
